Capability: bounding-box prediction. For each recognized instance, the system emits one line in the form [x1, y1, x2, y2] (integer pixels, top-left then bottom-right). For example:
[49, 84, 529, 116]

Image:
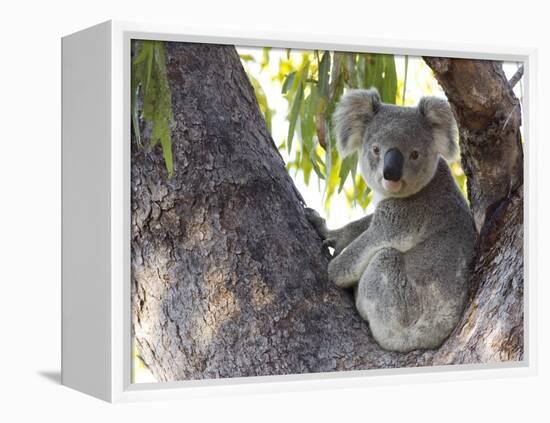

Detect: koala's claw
[305, 207, 341, 256]
[305, 207, 328, 237]
[322, 239, 341, 258]
[322, 238, 335, 248]
[305, 207, 322, 222]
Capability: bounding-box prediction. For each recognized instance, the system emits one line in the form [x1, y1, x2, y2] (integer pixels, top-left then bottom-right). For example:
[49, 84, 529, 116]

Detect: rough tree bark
[422, 58, 524, 363]
[132, 44, 524, 382]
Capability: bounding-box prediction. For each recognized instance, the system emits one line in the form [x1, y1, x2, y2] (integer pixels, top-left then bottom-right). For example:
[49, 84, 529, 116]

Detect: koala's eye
[410, 150, 419, 160]
[372, 145, 380, 155]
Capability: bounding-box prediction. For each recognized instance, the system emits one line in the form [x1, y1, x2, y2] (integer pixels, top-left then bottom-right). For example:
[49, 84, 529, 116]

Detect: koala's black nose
[383, 148, 404, 181]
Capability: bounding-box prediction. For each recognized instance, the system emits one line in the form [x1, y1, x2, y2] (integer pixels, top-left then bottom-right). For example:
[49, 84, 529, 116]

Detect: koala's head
[333, 88, 458, 198]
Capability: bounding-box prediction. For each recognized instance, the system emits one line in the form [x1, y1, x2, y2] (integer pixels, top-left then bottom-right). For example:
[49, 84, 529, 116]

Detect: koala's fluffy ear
[333, 88, 381, 158]
[418, 96, 459, 162]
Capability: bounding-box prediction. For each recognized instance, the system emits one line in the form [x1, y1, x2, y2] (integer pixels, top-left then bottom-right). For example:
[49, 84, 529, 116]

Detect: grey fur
[333, 89, 381, 157]
[306, 88, 477, 352]
[417, 96, 459, 161]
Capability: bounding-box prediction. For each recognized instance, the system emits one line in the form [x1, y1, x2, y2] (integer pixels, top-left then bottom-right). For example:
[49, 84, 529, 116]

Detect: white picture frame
[61, 20, 537, 403]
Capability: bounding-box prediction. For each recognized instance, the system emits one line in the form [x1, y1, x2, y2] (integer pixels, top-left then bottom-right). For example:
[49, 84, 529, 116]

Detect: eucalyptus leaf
[287, 80, 303, 153]
[282, 71, 296, 94]
[131, 40, 174, 176]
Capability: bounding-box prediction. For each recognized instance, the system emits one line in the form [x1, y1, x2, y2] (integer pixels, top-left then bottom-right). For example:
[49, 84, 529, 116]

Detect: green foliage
[132, 40, 175, 177]
[240, 49, 275, 133]
[279, 50, 399, 211]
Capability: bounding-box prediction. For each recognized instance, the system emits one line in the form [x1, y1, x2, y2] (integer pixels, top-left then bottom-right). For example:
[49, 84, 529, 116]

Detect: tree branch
[423, 57, 523, 231]
[508, 65, 524, 89]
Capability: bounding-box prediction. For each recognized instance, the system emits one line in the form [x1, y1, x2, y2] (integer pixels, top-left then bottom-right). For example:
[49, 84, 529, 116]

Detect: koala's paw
[327, 257, 354, 287]
[305, 207, 342, 257]
[305, 207, 328, 238]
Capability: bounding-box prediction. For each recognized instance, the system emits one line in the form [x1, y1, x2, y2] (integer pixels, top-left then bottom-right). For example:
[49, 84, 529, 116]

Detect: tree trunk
[421, 58, 524, 363]
[132, 44, 524, 382]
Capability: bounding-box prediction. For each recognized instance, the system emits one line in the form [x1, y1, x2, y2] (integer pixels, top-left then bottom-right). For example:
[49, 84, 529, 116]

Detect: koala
[306, 88, 477, 353]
